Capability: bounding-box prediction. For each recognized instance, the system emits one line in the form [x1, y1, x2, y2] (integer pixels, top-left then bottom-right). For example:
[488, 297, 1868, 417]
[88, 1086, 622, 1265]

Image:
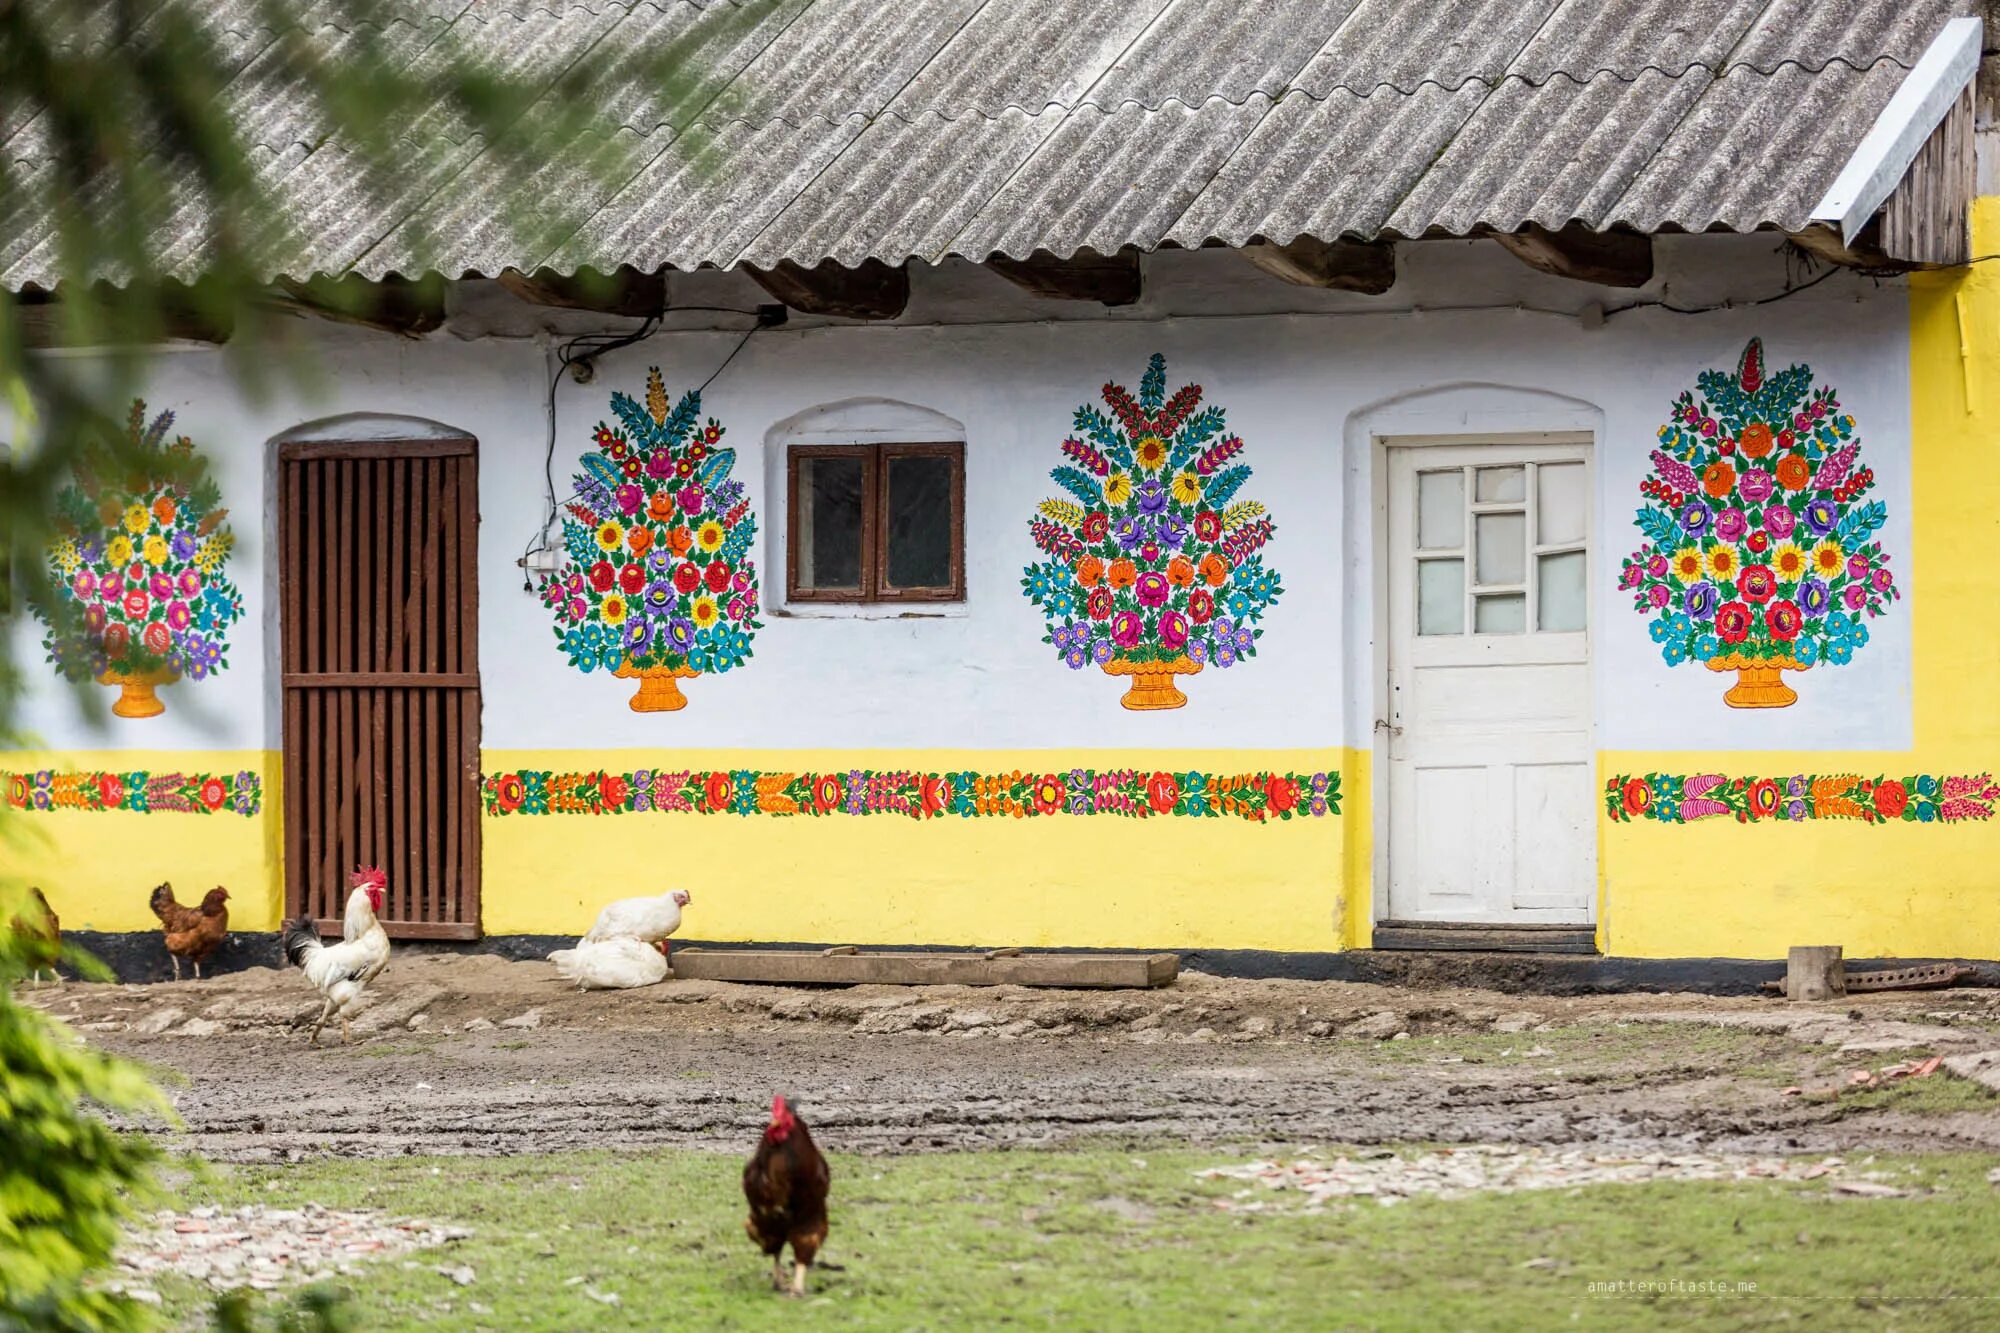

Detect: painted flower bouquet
[540, 368, 761, 711]
[37, 400, 244, 718]
[1022, 353, 1283, 710]
[1618, 339, 1896, 709]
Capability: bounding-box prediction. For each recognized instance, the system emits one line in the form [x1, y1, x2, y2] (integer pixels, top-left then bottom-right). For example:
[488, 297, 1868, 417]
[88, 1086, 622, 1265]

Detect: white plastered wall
[7, 242, 1912, 760]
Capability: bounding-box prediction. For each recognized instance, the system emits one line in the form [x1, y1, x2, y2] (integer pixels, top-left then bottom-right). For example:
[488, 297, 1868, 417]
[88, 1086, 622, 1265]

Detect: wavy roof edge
[306, 221, 1794, 288]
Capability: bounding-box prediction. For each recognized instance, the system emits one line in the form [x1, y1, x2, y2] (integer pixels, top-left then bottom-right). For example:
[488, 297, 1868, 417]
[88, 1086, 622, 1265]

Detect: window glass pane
[1537, 463, 1586, 545]
[1417, 558, 1464, 635]
[1538, 551, 1587, 631]
[1476, 466, 1525, 502]
[1417, 470, 1463, 550]
[1475, 593, 1525, 634]
[796, 455, 864, 591]
[884, 454, 955, 590]
[1475, 512, 1525, 585]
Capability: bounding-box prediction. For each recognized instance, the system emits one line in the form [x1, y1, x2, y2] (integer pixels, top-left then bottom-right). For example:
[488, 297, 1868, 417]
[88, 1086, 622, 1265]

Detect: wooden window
[787, 442, 964, 602]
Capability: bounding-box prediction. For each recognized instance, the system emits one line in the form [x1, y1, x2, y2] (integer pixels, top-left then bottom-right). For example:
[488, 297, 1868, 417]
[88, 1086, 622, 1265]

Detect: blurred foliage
[0, 890, 173, 1331]
[0, 3, 756, 1326]
[211, 1287, 356, 1333]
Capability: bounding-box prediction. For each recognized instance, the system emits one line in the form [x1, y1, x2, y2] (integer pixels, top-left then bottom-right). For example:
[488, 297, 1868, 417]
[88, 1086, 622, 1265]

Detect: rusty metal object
[1761, 962, 1972, 995]
[1846, 963, 1973, 992]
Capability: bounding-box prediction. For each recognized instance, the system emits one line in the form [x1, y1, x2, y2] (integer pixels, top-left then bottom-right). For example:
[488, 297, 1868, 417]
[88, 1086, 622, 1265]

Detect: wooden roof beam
[1788, 221, 1899, 271]
[496, 265, 665, 319]
[269, 273, 447, 337]
[11, 281, 233, 347]
[745, 257, 908, 320]
[1241, 236, 1395, 294]
[984, 248, 1142, 305]
[1493, 223, 1653, 288]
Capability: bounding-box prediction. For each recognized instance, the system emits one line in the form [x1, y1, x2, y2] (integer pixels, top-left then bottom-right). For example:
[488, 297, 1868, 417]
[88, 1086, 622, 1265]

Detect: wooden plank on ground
[1372, 923, 1598, 955]
[669, 949, 1179, 989]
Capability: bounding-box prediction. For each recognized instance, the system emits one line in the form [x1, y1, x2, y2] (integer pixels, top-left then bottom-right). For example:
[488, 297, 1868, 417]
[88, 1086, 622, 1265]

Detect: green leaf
[1050, 466, 1103, 508]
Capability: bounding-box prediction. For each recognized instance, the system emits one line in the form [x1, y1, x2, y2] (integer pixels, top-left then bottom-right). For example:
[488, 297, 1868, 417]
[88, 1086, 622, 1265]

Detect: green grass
[1834, 1075, 2000, 1115]
[1372, 1022, 1802, 1074]
[355, 1041, 441, 1060]
[149, 1147, 2000, 1331]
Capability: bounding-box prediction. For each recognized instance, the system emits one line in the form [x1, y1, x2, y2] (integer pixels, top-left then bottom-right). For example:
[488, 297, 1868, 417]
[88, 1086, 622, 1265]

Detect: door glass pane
[1476, 466, 1525, 502]
[884, 454, 955, 590]
[1418, 470, 1463, 550]
[1538, 551, 1587, 631]
[1475, 592, 1525, 634]
[1537, 463, 1586, 544]
[796, 454, 864, 591]
[1417, 558, 1464, 635]
[1475, 512, 1525, 585]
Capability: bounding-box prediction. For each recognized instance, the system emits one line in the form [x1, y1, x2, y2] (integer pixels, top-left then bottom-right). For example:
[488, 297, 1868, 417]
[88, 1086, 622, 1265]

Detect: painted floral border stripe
[3, 769, 262, 816]
[483, 768, 1339, 821]
[1605, 773, 2000, 824]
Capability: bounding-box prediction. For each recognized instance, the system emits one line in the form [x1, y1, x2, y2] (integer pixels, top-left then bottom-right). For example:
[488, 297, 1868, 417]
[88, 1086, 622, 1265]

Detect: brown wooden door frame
[278, 435, 481, 940]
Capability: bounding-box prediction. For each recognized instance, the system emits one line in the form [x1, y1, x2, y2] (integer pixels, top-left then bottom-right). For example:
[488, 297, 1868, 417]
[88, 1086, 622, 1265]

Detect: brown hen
[10, 887, 60, 985]
[149, 882, 228, 980]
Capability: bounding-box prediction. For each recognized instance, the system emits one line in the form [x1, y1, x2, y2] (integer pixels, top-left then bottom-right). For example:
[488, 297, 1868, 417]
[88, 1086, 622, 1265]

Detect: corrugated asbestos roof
[0, 0, 1976, 290]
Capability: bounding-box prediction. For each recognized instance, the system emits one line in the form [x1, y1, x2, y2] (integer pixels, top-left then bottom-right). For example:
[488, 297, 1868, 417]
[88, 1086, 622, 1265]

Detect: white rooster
[548, 936, 671, 990]
[281, 866, 391, 1045]
[582, 888, 691, 951]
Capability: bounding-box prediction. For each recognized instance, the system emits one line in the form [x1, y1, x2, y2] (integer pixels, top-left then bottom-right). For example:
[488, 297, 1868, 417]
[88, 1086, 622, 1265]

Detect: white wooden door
[1384, 441, 1594, 924]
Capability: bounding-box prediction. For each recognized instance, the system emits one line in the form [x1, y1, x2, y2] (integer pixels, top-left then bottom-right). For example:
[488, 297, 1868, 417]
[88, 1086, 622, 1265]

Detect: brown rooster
[149, 883, 229, 980]
[743, 1094, 830, 1297]
[10, 887, 60, 985]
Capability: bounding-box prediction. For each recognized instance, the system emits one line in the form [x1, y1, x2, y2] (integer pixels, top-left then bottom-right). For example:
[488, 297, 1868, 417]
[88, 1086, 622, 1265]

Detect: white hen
[582, 888, 691, 944]
[549, 936, 671, 990]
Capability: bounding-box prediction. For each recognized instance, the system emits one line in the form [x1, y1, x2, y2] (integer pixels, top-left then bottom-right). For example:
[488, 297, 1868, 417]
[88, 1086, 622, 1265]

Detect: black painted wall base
[48, 931, 2000, 996]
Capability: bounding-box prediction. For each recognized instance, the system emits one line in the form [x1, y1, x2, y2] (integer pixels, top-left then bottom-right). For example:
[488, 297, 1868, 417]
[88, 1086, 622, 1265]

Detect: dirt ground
[27, 953, 2000, 1162]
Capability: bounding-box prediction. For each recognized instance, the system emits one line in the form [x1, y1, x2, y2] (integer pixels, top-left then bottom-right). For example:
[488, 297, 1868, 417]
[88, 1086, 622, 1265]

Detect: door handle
[1374, 718, 1404, 738]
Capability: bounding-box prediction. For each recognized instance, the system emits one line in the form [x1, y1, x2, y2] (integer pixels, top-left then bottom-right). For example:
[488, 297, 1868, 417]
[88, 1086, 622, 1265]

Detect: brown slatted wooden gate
[279, 437, 481, 939]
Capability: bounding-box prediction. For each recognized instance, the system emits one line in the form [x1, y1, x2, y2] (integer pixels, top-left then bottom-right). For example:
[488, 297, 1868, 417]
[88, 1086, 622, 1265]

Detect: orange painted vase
[1100, 655, 1203, 711]
[613, 660, 701, 712]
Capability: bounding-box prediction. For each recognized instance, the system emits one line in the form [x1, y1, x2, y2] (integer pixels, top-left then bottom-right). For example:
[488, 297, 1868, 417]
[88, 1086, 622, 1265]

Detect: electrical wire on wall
[517, 302, 781, 590]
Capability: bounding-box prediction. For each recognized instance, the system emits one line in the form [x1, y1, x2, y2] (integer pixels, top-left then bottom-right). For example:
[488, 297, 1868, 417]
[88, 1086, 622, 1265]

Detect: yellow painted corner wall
[1, 750, 283, 931]
[1599, 197, 2000, 960]
[480, 749, 1360, 951]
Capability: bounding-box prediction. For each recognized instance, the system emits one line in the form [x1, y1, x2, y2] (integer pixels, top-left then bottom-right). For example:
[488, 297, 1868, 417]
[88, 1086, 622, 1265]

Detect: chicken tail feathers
[280, 917, 323, 968]
[149, 883, 177, 924]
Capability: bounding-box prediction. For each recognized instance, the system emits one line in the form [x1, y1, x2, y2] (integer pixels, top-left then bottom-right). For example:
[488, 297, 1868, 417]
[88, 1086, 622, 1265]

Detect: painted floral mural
[35, 401, 244, 718]
[1619, 339, 1896, 708]
[540, 369, 761, 712]
[4, 768, 262, 816]
[1022, 353, 1283, 710]
[1606, 772, 1999, 825]
[483, 766, 1338, 821]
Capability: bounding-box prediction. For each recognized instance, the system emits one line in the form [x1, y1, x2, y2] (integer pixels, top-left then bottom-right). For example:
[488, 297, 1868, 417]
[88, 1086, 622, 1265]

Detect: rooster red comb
[350, 865, 387, 890]
[766, 1094, 797, 1142]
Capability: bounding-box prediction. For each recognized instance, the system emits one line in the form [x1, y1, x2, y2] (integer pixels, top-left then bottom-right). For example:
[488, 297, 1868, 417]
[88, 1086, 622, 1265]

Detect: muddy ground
[27, 953, 2000, 1161]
